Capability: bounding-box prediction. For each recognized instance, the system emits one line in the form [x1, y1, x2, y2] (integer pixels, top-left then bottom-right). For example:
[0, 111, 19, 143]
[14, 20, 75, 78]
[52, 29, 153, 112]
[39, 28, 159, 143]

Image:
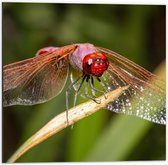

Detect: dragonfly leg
[73, 74, 87, 107]
[96, 77, 109, 99]
[97, 77, 109, 92]
[89, 76, 107, 99]
[66, 74, 84, 125]
[84, 76, 101, 104]
[89, 76, 96, 97]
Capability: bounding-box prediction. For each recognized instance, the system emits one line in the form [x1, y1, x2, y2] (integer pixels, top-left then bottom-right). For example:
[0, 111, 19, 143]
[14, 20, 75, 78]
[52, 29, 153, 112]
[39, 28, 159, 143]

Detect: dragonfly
[3, 43, 166, 124]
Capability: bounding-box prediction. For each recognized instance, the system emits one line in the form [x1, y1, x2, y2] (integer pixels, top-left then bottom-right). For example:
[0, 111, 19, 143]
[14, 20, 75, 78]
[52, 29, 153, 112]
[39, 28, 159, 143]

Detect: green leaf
[85, 115, 153, 161]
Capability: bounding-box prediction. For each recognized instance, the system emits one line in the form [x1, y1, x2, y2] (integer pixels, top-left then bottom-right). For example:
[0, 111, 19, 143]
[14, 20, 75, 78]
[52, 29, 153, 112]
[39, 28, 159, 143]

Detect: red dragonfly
[3, 43, 166, 124]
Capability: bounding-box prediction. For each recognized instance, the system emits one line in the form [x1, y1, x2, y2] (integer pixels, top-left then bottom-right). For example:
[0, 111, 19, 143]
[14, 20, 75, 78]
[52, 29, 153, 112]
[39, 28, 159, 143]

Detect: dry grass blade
[7, 86, 129, 163]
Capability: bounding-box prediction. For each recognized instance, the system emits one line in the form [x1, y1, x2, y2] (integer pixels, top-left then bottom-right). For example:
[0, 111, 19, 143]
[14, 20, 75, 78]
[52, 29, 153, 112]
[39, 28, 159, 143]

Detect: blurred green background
[2, 3, 165, 162]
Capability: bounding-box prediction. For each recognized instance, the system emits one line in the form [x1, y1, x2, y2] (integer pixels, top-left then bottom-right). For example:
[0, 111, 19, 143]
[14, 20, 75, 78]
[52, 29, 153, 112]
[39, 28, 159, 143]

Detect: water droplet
[140, 86, 144, 92]
[126, 99, 129, 103]
[149, 93, 152, 96]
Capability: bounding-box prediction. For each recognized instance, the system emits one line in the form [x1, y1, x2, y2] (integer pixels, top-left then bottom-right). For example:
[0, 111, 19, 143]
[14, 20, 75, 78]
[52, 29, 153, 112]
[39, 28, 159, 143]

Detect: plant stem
[7, 86, 129, 163]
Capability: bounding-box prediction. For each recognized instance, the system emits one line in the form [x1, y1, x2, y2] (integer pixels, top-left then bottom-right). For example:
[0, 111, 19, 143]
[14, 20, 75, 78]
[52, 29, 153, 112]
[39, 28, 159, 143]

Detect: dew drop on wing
[102, 71, 166, 125]
[106, 83, 166, 124]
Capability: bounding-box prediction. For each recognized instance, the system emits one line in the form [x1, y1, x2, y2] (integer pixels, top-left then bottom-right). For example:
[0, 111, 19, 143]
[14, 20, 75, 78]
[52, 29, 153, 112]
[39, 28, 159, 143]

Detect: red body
[36, 44, 109, 77]
[36, 47, 59, 56]
[69, 43, 109, 77]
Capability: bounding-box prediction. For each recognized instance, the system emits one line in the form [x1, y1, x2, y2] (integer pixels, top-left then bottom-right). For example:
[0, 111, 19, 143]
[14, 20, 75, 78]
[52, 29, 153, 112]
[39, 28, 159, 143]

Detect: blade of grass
[17, 92, 66, 162]
[66, 79, 108, 161]
[66, 110, 107, 161]
[7, 85, 129, 163]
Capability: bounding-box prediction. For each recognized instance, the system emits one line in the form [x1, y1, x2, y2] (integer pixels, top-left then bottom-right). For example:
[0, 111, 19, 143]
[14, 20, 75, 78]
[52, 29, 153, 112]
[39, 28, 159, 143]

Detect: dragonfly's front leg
[84, 76, 101, 104]
[66, 74, 85, 124]
[89, 76, 107, 99]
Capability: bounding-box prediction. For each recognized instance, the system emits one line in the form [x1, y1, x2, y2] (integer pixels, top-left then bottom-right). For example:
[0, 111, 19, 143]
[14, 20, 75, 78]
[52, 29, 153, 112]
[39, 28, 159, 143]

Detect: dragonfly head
[83, 52, 109, 77]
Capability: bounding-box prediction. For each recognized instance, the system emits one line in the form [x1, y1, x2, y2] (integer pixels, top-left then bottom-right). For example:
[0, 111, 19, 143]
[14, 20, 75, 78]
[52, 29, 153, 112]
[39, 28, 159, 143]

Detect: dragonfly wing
[3, 44, 76, 92]
[97, 47, 166, 124]
[3, 51, 72, 106]
[70, 67, 83, 91]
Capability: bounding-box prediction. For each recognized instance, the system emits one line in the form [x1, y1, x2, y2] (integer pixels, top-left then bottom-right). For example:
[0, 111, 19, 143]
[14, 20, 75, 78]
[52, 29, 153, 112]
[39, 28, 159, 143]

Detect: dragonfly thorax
[70, 44, 109, 77]
[69, 44, 97, 71]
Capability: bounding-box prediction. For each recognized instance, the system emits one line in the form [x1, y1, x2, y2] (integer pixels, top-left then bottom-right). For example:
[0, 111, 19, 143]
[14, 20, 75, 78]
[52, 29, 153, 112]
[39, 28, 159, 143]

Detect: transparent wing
[70, 67, 83, 91]
[3, 45, 76, 106]
[97, 47, 166, 124]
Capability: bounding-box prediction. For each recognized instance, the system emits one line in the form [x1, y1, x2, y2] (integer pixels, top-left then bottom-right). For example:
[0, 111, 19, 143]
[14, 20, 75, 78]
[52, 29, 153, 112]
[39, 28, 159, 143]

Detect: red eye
[83, 52, 109, 77]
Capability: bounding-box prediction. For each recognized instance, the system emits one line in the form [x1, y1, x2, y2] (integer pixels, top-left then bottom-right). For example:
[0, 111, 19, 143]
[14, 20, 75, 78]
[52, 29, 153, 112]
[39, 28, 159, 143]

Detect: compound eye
[88, 58, 93, 66]
[83, 53, 109, 77]
[95, 58, 102, 63]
